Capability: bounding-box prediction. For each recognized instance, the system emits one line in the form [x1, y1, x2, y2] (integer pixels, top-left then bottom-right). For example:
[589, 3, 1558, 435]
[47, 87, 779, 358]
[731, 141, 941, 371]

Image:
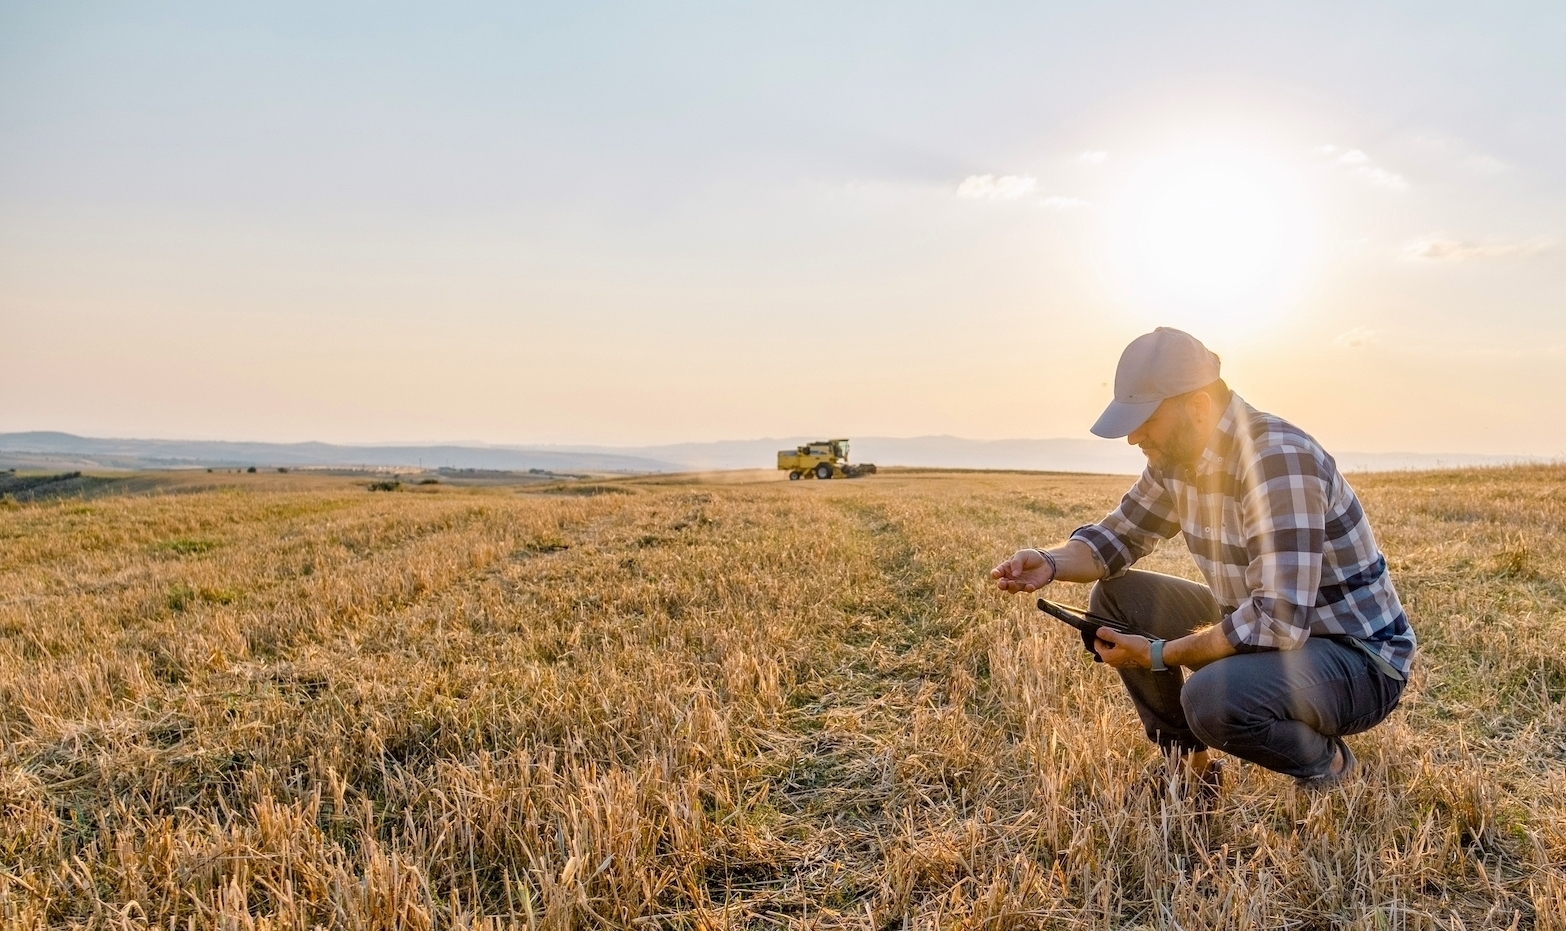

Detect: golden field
[1, 465, 1564, 929]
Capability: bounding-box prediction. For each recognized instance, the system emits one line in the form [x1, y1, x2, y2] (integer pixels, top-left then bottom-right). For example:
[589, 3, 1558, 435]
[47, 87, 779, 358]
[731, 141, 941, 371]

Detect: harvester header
[777, 439, 877, 480]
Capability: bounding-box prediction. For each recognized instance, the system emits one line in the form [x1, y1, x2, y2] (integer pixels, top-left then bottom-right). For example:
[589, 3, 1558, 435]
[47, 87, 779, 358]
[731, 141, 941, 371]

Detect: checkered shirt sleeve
[1218, 443, 1327, 651]
[1069, 468, 1182, 577]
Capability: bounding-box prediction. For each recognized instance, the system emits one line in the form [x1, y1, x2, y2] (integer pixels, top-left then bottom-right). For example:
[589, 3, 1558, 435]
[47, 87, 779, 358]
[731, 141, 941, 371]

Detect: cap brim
[1090, 398, 1161, 439]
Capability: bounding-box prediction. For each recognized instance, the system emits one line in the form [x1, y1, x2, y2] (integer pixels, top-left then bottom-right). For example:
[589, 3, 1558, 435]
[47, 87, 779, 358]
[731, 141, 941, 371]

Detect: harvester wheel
[788, 470, 802, 480]
[815, 463, 833, 480]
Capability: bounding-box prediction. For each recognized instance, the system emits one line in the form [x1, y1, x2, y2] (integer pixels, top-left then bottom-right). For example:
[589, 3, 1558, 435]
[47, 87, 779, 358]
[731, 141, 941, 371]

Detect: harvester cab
[777, 439, 877, 480]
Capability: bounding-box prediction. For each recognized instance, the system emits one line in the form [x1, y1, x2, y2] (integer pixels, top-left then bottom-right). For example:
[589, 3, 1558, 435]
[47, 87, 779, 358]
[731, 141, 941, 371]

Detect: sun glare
[1102, 145, 1316, 334]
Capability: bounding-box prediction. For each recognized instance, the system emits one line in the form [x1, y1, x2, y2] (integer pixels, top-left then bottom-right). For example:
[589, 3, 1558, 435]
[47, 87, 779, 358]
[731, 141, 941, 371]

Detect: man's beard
[1141, 406, 1206, 471]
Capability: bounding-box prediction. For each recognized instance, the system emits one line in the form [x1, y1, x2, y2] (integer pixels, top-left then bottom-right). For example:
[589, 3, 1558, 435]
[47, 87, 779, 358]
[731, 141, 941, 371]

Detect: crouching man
[992, 328, 1414, 791]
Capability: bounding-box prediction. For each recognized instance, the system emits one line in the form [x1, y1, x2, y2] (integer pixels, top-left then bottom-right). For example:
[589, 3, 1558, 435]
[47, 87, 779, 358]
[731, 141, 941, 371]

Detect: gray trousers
[1090, 570, 1405, 780]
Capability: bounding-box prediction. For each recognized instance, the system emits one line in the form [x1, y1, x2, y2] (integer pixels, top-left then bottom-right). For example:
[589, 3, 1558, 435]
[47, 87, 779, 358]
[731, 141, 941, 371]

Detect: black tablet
[1035, 598, 1136, 637]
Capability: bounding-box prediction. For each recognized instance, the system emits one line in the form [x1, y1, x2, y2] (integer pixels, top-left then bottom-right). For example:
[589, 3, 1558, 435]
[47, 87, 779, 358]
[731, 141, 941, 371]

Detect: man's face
[1126, 396, 1205, 471]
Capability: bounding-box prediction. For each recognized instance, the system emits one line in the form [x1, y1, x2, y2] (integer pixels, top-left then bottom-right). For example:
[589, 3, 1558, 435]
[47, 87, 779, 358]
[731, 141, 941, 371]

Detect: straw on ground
[2, 466, 1563, 929]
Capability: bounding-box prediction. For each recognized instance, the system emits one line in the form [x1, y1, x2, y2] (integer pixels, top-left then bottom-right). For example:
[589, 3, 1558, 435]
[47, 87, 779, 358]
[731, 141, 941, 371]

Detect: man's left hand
[1092, 628, 1152, 669]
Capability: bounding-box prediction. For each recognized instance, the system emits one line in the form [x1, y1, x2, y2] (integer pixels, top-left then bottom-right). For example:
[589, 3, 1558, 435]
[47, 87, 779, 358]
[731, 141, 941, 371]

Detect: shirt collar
[1196, 392, 1246, 476]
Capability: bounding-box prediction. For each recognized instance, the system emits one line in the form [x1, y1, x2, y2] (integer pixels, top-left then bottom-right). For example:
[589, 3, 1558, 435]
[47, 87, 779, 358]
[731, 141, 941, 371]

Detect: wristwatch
[1149, 639, 1168, 672]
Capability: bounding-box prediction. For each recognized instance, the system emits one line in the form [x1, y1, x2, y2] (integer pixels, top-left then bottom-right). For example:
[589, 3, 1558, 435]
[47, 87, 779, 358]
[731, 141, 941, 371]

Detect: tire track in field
[713, 495, 976, 920]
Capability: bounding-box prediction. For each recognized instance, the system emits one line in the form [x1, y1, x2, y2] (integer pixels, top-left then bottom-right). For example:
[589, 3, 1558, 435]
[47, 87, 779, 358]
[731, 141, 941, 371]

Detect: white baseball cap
[1090, 328, 1221, 439]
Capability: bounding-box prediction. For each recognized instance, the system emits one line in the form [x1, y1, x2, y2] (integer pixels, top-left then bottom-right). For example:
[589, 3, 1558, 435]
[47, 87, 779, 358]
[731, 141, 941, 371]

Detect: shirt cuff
[1218, 610, 1252, 650]
[1220, 600, 1308, 652]
[1069, 524, 1125, 578]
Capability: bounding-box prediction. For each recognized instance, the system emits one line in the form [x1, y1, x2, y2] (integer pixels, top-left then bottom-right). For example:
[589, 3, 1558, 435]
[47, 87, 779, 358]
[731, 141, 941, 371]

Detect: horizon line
[0, 429, 1558, 463]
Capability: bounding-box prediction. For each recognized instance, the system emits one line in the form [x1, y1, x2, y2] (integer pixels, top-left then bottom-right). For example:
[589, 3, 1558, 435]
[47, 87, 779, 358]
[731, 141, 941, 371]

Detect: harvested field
[1, 466, 1564, 929]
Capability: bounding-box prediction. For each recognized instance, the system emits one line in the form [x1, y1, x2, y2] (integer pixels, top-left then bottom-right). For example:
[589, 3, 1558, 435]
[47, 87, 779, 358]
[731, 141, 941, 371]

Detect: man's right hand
[990, 549, 1055, 593]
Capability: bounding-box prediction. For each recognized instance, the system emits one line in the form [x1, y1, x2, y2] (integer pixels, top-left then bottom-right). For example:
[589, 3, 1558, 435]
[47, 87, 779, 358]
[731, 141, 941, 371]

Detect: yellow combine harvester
[777, 439, 877, 480]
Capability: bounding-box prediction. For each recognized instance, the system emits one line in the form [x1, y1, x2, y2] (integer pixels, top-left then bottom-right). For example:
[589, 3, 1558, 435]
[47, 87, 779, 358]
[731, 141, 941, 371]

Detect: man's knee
[1088, 572, 1138, 617]
[1181, 660, 1269, 748]
[1092, 570, 1219, 642]
[1088, 578, 1113, 616]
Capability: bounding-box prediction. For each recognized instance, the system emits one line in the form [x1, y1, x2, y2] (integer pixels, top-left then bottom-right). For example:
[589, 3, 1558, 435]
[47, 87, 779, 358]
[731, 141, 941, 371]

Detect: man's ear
[1189, 387, 1221, 426]
[1184, 389, 1209, 419]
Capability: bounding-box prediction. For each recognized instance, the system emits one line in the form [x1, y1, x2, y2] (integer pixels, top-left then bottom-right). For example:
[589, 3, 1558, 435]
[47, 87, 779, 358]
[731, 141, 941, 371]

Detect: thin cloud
[1464, 154, 1509, 174]
[1354, 165, 1408, 190]
[1315, 145, 1408, 191]
[1334, 326, 1378, 348]
[1041, 195, 1090, 208]
[1403, 238, 1559, 262]
[1409, 134, 1510, 174]
[1078, 150, 1108, 164]
[956, 174, 1037, 200]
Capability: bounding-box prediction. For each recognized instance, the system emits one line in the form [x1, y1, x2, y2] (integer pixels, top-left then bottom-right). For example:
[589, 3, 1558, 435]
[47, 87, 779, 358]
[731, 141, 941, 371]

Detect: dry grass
[1, 465, 1564, 929]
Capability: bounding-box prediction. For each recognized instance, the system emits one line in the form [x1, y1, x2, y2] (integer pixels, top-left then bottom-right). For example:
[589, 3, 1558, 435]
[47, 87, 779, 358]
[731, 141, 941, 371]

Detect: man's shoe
[1295, 740, 1356, 791]
[1189, 758, 1224, 804]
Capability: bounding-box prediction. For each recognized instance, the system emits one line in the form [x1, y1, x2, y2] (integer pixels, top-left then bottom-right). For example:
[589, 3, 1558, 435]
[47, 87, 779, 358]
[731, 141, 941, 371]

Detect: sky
[2, 1, 1564, 455]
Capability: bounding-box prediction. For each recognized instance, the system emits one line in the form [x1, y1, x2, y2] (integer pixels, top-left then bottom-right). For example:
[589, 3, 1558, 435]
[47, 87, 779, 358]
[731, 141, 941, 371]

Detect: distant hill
[0, 433, 1151, 474]
[0, 432, 680, 473]
[0, 431, 1548, 475]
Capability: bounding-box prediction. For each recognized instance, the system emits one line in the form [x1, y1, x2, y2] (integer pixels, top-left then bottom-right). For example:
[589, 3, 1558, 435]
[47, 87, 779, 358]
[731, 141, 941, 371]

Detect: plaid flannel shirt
[1070, 393, 1416, 678]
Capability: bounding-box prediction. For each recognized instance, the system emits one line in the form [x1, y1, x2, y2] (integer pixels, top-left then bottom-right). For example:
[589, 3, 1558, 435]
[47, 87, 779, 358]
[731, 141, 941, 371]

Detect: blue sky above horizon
[3, 2, 1564, 454]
